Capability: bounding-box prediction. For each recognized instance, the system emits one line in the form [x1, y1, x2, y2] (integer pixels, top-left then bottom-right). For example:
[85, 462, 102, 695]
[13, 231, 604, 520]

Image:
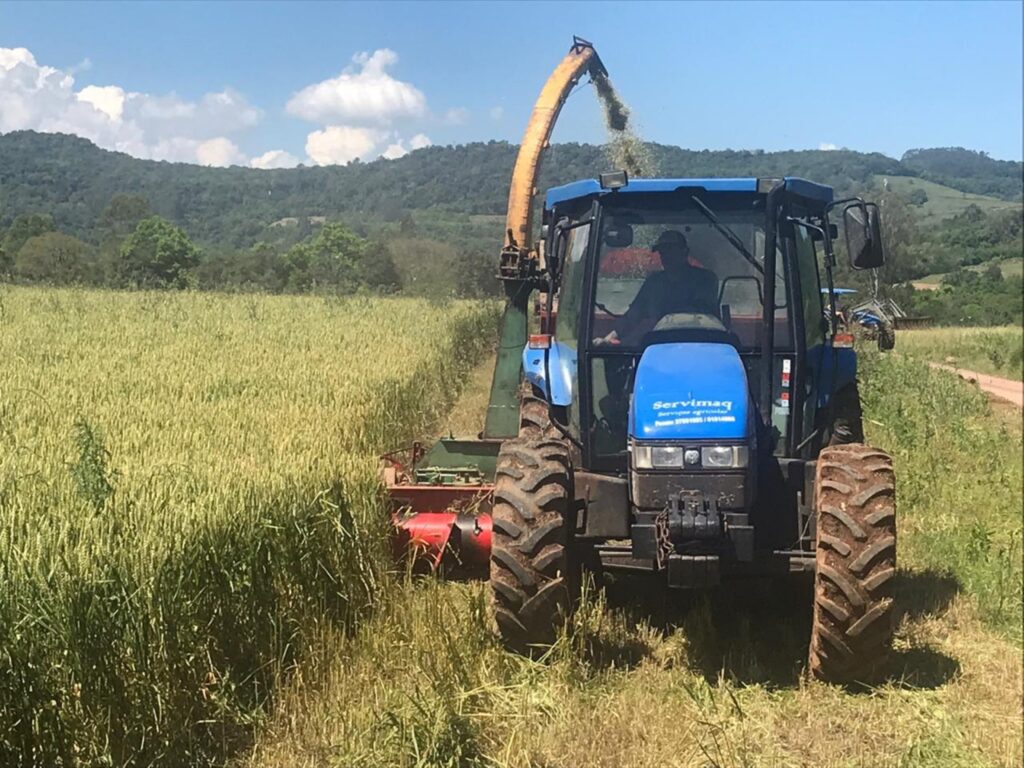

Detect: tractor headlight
[701, 445, 749, 468]
[633, 445, 685, 469]
[633, 444, 748, 469]
[651, 445, 684, 468]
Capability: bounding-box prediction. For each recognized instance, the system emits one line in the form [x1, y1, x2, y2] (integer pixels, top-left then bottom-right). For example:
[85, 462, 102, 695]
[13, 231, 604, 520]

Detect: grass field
[245, 350, 1023, 768]
[0, 286, 497, 766]
[897, 326, 1023, 380]
[4, 286, 1021, 767]
[875, 175, 1022, 221]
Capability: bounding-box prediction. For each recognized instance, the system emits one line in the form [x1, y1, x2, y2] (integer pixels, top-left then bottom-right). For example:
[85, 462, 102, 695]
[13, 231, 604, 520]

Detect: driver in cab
[596, 229, 719, 346]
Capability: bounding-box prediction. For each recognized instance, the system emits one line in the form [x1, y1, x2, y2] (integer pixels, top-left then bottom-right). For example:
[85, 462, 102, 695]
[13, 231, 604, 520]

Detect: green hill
[875, 175, 1022, 221]
[901, 147, 1023, 201]
[2, 130, 1004, 250]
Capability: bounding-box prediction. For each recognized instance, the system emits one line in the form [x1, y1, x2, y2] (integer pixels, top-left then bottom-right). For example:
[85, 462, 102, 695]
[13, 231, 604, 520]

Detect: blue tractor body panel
[629, 342, 751, 441]
[815, 345, 858, 408]
[523, 341, 577, 406]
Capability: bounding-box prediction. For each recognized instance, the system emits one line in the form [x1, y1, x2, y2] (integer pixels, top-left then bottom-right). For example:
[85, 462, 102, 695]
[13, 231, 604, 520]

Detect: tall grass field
[898, 326, 1023, 380]
[245, 350, 1023, 768]
[3, 285, 1021, 767]
[0, 286, 496, 765]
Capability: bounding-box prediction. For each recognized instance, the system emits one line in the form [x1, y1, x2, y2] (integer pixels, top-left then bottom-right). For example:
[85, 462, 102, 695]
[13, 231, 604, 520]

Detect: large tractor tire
[829, 384, 865, 445]
[490, 436, 576, 652]
[809, 444, 897, 684]
[518, 392, 559, 440]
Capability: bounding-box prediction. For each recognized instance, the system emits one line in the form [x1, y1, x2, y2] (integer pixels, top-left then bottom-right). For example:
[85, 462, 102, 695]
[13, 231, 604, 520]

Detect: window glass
[793, 225, 825, 348]
[591, 207, 790, 350]
[554, 222, 590, 348]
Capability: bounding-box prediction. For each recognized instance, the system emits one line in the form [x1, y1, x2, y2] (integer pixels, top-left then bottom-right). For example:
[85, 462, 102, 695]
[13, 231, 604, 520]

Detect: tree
[118, 217, 199, 288]
[100, 194, 152, 237]
[14, 232, 97, 284]
[907, 188, 928, 206]
[359, 241, 402, 291]
[876, 191, 919, 285]
[3, 213, 55, 260]
[283, 222, 368, 291]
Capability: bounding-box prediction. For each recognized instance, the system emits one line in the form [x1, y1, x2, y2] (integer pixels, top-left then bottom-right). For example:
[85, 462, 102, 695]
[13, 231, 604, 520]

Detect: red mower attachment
[382, 441, 495, 576]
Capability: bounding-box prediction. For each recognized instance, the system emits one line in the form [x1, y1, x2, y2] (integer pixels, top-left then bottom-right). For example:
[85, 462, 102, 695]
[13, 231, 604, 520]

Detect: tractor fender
[522, 340, 576, 406]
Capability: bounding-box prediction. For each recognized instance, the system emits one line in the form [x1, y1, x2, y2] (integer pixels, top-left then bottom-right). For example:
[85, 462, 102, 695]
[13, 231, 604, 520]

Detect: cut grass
[896, 326, 1023, 380]
[440, 353, 496, 439]
[244, 349, 1023, 767]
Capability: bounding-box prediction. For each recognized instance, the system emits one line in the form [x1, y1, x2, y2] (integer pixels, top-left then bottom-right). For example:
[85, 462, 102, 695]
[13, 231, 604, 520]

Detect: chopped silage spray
[592, 73, 657, 177]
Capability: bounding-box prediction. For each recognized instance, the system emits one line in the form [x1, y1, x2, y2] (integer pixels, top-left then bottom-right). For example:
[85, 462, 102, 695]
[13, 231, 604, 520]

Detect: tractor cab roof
[544, 176, 834, 212]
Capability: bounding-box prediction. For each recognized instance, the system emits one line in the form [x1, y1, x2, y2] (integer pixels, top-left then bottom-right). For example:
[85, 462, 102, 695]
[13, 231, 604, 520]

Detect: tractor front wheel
[490, 437, 576, 652]
[809, 444, 897, 684]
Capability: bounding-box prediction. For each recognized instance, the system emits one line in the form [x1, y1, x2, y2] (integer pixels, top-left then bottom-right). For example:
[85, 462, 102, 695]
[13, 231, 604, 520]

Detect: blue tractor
[495, 172, 896, 683]
[385, 40, 897, 685]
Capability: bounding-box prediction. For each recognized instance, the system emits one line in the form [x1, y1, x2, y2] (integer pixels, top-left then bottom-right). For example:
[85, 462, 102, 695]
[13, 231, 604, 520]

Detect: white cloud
[250, 149, 301, 169]
[195, 137, 245, 167]
[306, 125, 382, 165]
[378, 132, 431, 160]
[286, 48, 426, 125]
[443, 107, 469, 125]
[0, 46, 262, 166]
[77, 85, 125, 121]
[819, 142, 838, 151]
[489, 105, 504, 121]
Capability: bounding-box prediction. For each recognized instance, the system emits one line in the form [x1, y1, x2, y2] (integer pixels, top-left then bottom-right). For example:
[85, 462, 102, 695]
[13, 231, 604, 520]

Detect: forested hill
[1, 130, 1018, 248]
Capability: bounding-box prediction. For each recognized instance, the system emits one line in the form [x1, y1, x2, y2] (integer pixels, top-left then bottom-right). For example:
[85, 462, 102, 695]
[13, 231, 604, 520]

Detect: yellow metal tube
[505, 40, 601, 251]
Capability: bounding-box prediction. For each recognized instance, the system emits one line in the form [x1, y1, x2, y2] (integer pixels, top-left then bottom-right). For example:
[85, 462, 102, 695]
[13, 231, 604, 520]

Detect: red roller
[392, 511, 492, 573]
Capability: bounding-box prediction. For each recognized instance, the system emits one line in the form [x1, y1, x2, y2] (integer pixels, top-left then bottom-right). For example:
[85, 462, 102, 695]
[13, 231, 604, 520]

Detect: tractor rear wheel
[877, 322, 896, 351]
[829, 384, 865, 445]
[490, 436, 575, 652]
[809, 444, 897, 684]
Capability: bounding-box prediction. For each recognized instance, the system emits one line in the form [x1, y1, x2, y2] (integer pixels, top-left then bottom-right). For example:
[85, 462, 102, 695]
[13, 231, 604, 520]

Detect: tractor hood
[629, 342, 751, 441]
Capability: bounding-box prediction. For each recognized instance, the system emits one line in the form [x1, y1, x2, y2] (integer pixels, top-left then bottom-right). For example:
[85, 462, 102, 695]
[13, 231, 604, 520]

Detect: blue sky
[1, 0, 1020, 167]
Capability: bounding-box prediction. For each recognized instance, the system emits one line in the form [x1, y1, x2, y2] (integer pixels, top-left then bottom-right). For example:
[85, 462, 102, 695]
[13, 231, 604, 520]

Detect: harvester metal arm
[483, 37, 607, 440]
[504, 36, 606, 253]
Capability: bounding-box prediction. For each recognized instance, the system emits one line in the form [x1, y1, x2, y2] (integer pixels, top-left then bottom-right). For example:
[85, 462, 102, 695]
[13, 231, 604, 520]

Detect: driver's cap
[653, 229, 689, 251]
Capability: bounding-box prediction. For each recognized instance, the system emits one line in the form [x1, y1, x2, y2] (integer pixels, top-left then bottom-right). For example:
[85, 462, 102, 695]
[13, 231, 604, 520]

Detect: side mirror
[843, 202, 884, 270]
[603, 223, 633, 248]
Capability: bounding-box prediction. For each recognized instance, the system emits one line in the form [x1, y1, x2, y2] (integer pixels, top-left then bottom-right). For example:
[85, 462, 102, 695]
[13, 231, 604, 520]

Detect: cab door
[791, 222, 827, 455]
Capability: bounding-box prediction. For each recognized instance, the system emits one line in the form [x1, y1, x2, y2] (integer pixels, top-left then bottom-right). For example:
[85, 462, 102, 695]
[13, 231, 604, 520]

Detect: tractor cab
[519, 175, 884, 576]
[530, 176, 881, 461]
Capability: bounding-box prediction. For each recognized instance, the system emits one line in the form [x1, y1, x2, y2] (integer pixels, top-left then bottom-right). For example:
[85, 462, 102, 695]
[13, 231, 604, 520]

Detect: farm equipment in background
[828, 288, 900, 350]
[384, 36, 898, 684]
[850, 298, 898, 350]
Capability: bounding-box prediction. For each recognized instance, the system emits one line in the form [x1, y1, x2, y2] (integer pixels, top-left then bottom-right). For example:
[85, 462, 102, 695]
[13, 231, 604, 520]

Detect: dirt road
[930, 363, 1024, 407]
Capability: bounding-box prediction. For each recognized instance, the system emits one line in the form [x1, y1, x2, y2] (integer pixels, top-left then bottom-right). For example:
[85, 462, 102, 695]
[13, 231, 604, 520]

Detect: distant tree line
[2, 131, 1018, 254]
[0, 195, 498, 298]
[1, 132, 1019, 318]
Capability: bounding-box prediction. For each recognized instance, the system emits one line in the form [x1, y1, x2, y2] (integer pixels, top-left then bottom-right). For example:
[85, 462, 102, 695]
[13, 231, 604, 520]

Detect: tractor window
[554, 222, 590, 350]
[591, 207, 791, 350]
[793, 225, 825, 349]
